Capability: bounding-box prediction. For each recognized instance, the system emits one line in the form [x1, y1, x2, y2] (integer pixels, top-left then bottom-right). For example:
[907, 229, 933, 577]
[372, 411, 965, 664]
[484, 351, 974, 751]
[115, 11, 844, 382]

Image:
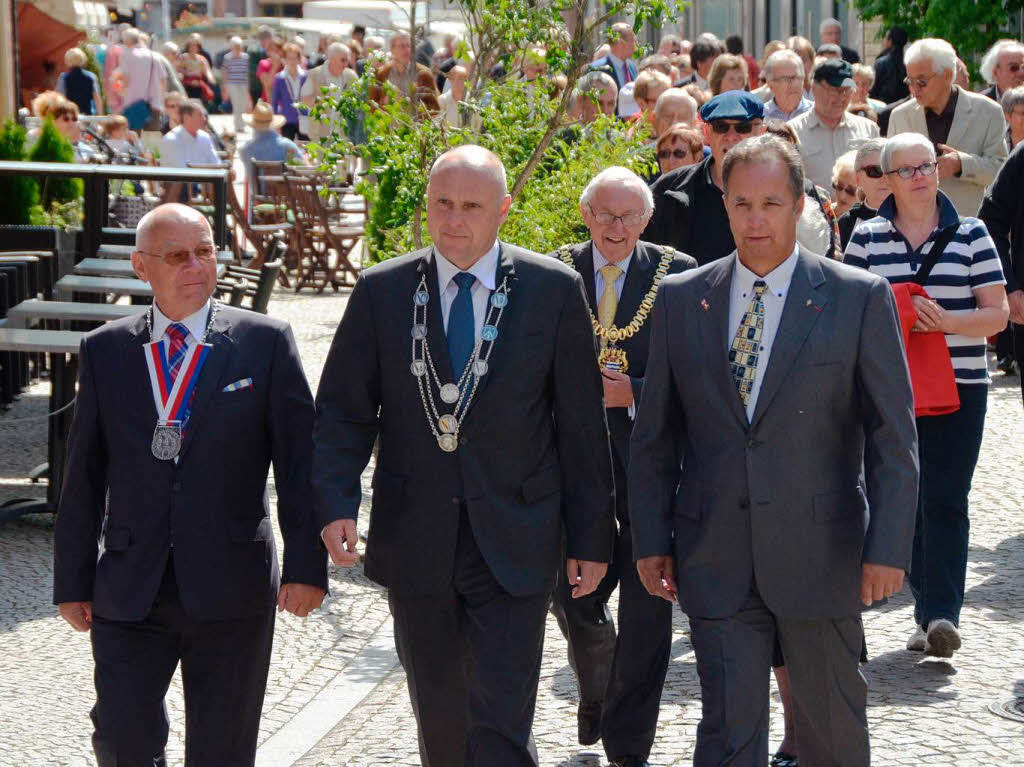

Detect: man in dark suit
[819, 18, 860, 64]
[54, 203, 327, 766]
[313, 145, 615, 767]
[590, 22, 638, 115]
[630, 135, 919, 766]
[549, 167, 696, 767]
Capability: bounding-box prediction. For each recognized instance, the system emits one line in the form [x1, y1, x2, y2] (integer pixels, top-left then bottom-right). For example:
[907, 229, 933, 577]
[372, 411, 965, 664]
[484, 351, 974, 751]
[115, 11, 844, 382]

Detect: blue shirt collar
[876, 189, 959, 229]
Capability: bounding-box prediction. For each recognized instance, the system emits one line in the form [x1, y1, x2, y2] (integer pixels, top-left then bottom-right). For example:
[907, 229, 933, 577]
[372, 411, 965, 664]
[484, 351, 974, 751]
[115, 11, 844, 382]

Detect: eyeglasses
[887, 161, 937, 179]
[833, 181, 858, 197]
[138, 245, 217, 267]
[710, 121, 756, 135]
[1005, 62, 1023, 73]
[769, 75, 802, 86]
[658, 148, 697, 160]
[588, 205, 646, 227]
[858, 164, 884, 179]
[903, 73, 938, 89]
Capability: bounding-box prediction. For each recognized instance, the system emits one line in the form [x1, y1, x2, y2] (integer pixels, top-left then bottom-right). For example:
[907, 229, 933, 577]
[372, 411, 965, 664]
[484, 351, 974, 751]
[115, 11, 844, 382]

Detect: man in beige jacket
[299, 41, 357, 141]
[888, 38, 1007, 215]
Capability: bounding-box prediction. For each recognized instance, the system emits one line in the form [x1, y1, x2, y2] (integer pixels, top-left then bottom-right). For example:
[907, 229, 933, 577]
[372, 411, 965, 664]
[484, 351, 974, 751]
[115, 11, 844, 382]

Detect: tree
[27, 118, 84, 209]
[309, 0, 681, 261]
[854, 0, 1024, 77]
[0, 121, 40, 225]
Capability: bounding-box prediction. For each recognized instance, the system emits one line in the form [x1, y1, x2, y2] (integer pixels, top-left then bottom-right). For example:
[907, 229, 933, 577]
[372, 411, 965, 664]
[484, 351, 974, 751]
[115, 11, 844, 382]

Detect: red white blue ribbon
[144, 339, 211, 424]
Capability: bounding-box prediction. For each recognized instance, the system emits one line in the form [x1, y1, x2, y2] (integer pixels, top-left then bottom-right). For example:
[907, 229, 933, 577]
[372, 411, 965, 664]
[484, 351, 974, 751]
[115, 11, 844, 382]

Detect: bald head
[429, 145, 508, 198]
[136, 204, 211, 254]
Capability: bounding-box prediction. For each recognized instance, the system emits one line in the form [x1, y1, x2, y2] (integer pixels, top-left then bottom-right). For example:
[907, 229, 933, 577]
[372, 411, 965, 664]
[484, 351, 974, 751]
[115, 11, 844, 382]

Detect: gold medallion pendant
[598, 345, 629, 373]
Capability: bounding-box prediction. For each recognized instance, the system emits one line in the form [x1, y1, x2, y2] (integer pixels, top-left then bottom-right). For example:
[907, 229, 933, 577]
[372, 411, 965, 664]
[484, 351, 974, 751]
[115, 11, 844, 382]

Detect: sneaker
[924, 619, 961, 658]
[906, 625, 927, 652]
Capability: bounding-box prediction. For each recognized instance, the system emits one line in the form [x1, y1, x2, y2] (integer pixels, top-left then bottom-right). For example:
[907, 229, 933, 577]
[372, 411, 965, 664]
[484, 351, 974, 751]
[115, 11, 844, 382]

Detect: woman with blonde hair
[708, 53, 748, 95]
[56, 48, 103, 116]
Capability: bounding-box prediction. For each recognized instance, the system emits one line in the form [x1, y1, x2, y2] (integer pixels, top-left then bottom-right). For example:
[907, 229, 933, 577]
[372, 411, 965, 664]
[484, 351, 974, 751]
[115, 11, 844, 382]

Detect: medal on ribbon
[144, 338, 212, 460]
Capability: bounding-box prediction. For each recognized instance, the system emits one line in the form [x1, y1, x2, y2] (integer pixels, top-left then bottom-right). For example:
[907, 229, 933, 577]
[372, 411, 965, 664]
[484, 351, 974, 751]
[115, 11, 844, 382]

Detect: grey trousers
[688, 585, 868, 767]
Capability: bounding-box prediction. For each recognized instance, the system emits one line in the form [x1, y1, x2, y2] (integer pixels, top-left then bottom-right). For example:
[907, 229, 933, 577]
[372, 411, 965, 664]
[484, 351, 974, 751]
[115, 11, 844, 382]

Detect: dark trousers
[688, 585, 868, 767]
[90, 559, 275, 767]
[281, 123, 308, 141]
[1014, 322, 1024, 405]
[909, 383, 988, 629]
[550, 523, 672, 760]
[388, 511, 548, 767]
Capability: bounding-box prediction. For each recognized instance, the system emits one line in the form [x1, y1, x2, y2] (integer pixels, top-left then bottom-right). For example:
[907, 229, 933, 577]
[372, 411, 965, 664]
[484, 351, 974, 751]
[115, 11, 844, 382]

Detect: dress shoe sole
[924, 624, 961, 658]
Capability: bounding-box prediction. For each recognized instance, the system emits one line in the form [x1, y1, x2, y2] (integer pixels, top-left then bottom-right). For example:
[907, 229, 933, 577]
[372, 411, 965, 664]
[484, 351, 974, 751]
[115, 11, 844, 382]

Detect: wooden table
[56, 265, 226, 300]
[0, 328, 83, 522]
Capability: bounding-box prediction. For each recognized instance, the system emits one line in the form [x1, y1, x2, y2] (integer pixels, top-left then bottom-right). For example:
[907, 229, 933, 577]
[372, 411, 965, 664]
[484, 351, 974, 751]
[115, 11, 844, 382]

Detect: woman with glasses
[654, 124, 703, 175]
[845, 132, 1008, 660]
[830, 150, 858, 218]
[838, 138, 892, 250]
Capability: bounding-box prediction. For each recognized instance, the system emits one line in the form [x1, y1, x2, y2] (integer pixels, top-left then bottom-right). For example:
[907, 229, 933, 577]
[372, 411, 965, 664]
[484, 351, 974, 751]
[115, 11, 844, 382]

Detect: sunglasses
[658, 148, 697, 160]
[833, 182, 857, 197]
[710, 121, 755, 135]
[887, 161, 937, 179]
[903, 73, 938, 89]
[858, 164, 884, 179]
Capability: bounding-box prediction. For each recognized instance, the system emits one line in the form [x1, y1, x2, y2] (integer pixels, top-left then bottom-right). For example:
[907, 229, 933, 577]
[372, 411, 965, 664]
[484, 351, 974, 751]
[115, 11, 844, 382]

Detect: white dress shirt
[151, 299, 212, 347]
[159, 125, 220, 169]
[435, 241, 500, 342]
[727, 248, 799, 421]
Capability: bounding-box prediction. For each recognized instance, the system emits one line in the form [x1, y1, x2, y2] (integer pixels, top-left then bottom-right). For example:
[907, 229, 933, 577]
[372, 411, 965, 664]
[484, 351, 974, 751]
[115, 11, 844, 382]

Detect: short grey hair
[831, 150, 857, 186]
[327, 42, 351, 60]
[763, 49, 804, 81]
[179, 98, 206, 119]
[653, 87, 697, 123]
[851, 63, 875, 86]
[121, 28, 140, 46]
[721, 134, 805, 204]
[390, 30, 411, 48]
[981, 39, 1024, 85]
[904, 38, 957, 76]
[854, 137, 886, 170]
[579, 166, 655, 217]
[577, 70, 618, 97]
[880, 132, 937, 173]
[819, 18, 842, 34]
[229, 36, 243, 47]
[1000, 86, 1024, 116]
[364, 35, 385, 51]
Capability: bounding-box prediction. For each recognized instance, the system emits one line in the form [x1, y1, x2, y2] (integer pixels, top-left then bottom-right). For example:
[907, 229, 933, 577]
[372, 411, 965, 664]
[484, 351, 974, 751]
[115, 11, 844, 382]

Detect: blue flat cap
[699, 91, 765, 123]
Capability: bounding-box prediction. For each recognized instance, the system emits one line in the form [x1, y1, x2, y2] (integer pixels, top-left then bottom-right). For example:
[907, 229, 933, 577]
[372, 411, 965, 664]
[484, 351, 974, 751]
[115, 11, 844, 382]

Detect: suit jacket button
[451, 496, 461, 505]
[747, 439, 756, 449]
[739, 498, 749, 509]
[172, 480, 182, 491]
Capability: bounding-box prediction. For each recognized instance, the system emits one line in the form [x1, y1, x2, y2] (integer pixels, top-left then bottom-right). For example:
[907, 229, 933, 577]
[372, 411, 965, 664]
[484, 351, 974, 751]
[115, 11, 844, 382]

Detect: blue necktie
[447, 272, 476, 376]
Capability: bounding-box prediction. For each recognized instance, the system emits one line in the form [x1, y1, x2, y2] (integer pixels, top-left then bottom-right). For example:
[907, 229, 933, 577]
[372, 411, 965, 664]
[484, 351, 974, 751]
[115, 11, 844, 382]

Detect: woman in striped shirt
[844, 132, 1008, 660]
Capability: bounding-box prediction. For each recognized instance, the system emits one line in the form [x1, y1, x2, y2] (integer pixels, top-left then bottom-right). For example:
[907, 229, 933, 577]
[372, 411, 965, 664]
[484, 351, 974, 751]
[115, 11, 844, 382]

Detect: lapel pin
[806, 298, 823, 313]
[700, 298, 710, 311]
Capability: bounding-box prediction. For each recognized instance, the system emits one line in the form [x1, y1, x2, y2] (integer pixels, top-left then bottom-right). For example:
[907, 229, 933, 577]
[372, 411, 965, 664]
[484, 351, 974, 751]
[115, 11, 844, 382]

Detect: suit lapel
[749, 249, 829, 428]
[122, 312, 158, 425]
[698, 254, 748, 428]
[614, 244, 654, 328]
[461, 242, 517, 420]
[945, 87, 971, 150]
[417, 250, 455, 383]
[575, 242, 598, 312]
[910, 101, 929, 138]
[177, 310, 234, 461]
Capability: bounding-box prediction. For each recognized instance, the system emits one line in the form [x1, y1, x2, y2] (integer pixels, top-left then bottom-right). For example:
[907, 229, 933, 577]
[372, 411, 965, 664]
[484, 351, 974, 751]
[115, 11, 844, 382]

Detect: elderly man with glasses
[762, 49, 812, 122]
[788, 59, 880, 190]
[980, 40, 1024, 103]
[887, 38, 1007, 216]
[643, 91, 766, 265]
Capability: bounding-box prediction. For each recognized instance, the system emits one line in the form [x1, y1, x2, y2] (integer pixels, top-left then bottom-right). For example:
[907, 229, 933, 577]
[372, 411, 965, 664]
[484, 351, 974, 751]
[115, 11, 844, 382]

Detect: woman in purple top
[271, 42, 307, 140]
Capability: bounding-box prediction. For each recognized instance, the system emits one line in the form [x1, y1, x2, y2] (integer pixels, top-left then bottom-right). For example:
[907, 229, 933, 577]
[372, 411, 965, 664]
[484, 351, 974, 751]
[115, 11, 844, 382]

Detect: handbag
[109, 193, 160, 228]
[122, 98, 152, 132]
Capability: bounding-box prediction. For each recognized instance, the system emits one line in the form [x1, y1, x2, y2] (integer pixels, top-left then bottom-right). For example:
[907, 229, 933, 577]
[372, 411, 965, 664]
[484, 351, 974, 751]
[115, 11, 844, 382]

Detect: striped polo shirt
[844, 191, 1005, 385]
[222, 52, 250, 85]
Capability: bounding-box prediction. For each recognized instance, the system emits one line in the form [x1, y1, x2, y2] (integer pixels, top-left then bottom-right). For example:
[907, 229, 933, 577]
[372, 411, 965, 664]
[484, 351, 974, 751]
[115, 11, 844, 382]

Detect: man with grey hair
[371, 30, 440, 115]
[888, 37, 1007, 214]
[591, 21, 638, 113]
[631, 132, 917, 767]
[980, 39, 1024, 103]
[300, 40, 356, 140]
[116, 27, 166, 130]
[763, 49, 811, 121]
[652, 87, 698, 136]
[313, 144, 614, 767]
[549, 167, 695, 767]
[54, 203, 327, 766]
[221, 35, 251, 132]
[576, 70, 619, 123]
[819, 17, 860, 64]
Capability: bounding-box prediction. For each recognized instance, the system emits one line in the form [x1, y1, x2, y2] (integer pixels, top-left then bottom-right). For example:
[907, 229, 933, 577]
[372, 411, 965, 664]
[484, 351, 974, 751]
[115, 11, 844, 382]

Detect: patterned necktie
[623, 61, 633, 83]
[597, 264, 623, 342]
[447, 272, 476, 376]
[165, 322, 194, 425]
[729, 280, 768, 408]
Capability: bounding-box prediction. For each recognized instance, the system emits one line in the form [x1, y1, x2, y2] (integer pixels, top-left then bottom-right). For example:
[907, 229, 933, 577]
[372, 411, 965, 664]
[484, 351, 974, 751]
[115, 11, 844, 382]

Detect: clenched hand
[322, 518, 360, 567]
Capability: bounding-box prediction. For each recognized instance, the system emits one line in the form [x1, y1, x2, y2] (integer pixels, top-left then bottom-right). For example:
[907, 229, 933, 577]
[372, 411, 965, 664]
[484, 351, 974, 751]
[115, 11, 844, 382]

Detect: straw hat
[244, 101, 286, 130]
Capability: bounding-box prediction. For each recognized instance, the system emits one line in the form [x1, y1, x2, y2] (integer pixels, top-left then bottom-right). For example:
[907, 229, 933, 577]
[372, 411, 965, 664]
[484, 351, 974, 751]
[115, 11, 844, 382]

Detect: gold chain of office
[556, 245, 676, 344]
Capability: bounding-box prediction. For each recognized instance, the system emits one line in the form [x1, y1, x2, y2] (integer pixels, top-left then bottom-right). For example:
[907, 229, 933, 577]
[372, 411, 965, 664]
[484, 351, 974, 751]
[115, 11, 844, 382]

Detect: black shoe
[577, 700, 602, 746]
[997, 356, 1017, 375]
[610, 758, 650, 767]
[770, 752, 799, 767]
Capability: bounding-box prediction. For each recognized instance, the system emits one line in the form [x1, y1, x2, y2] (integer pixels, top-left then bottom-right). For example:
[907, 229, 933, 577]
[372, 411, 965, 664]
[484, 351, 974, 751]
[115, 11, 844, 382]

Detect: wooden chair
[284, 173, 362, 293]
[225, 180, 292, 278]
[215, 247, 285, 314]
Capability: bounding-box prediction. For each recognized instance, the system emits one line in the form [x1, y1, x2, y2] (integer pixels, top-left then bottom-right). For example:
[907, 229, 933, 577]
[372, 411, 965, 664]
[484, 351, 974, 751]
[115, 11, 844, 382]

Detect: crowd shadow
[864, 648, 959, 707]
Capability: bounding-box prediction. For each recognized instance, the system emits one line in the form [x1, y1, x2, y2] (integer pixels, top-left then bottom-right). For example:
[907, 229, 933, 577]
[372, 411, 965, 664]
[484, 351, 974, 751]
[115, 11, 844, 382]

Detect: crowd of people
[39, 11, 1024, 767]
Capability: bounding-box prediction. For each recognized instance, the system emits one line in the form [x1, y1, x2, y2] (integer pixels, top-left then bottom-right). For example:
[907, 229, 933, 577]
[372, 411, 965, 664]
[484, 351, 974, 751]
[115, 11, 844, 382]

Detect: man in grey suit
[629, 134, 919, 766]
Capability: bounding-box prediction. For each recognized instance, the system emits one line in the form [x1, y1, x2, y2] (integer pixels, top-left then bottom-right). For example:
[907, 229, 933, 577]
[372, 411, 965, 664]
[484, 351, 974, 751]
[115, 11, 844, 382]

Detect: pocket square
[222, 378, 254, 392]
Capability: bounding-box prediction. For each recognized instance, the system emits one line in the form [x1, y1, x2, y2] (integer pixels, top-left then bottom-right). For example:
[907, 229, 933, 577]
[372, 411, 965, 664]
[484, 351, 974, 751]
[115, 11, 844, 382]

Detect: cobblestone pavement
[2, 269, 1024, 764]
